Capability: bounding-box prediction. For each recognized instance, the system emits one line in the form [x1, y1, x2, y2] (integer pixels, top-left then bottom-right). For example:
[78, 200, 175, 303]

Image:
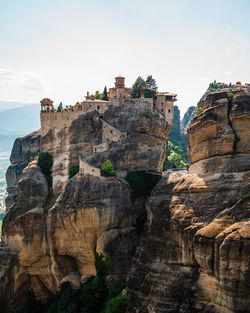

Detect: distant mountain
[181, 106, 196, 133]
[0, 103, 40, 152]
[0, 103, 40, 134]
[0, 101, 38, 113]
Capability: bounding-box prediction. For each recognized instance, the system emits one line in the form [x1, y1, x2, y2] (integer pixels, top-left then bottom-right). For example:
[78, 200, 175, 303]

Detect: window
[161, 109, 163, 112]
[168, 109, 171, 113]
[97, 105, 100, 110]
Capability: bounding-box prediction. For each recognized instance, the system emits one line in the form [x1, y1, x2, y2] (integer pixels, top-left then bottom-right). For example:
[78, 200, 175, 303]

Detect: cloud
[225, 71, 232, 76]
[0, 68, 43, 90]
[0, 68, 44, 101]
[199, 76, 210, 82]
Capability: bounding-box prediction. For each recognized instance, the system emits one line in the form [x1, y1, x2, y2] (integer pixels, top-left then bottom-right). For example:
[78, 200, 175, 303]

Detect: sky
[0, 0, 249, 116]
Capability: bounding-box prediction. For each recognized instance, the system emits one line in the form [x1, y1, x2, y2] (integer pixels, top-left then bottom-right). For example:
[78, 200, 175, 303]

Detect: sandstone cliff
[1, 102, 169, 312]
[5, 130, 41, 210]
[1, 91, 250, 313]
[127, 91, 250, 313]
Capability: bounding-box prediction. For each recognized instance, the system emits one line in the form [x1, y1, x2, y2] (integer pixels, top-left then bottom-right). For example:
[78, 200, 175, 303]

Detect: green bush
[37, 152, 53, 187]
[11, 252, 130, 313]
[164, 140, 188, 170]
[195, 107, 203, 116]
[104, 294, 133, 313]
[101, 160, 116, 177]
[43, 195, 56, 213]
[125, 171, 161, 200]
[69, 165, 79, 179]
[227, 92, 234, 101]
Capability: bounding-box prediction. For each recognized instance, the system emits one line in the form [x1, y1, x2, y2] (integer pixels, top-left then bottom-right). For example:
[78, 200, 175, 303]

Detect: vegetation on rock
[195, 106, 203, 116]
[101, 160, 117, 177]
[125, 170, 161, 200]
[69, 165, 79, 179]
[12, 252, 132, 313]
[37, 152, 53, 187]
[165, 140, 188, 169]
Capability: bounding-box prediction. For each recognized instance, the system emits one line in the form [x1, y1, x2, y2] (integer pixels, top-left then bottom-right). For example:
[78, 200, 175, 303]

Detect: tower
[40, 98, 54, 112]
[115, 76, 125, 88]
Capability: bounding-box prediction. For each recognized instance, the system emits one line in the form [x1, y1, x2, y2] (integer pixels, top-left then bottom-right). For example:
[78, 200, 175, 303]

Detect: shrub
[37, 152, 53, 187]
[104, 294, 133, 313]
[11, 252, 129, 313]
[69, 165, 79, 179]
[101, 160, 116, 177]
[108, 280, 126, 301]
[42, 195, 56, 213]
[125, 171, 161, 200]
[195, 107, 203, 116]
[227, 92, 234, 101]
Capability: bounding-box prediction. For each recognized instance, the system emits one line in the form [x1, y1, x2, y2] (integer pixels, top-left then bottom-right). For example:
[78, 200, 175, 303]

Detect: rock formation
[1, 90, 250, 313]
[181, 106, 196, 133]
[5, 130, 41, 210]
[127, 90, 250, 313]
[188, 91, 250, 174]
[0, 101, 170, 312]
[168, 105, 181, 141]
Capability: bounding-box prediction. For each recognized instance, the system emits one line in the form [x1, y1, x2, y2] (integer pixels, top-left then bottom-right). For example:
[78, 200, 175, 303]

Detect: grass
[235, 192, 250, 202]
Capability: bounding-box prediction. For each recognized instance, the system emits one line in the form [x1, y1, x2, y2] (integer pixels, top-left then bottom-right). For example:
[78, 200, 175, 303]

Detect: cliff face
[41, 106, 169, 194]
[127, 91, 250, 313]
[1, 103, 169, 311]
[188, 91, 250, 174]
[1, 92, 250, 313]
[88, 106, 169, 175]
[168, 105, 180, 141]
[181, 106, 196, 133]
[5, 130, 41, 210]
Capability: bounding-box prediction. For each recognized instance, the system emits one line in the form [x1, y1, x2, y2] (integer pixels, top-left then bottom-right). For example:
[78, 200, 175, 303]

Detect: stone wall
[93, 142, 110, 153]
[40, 101, 109, 135]
[100, 118, 127, 143]
[79, 157, 101, 177]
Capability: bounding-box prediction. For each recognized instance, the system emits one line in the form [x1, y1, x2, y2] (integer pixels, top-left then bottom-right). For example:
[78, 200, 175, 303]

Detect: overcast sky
[0, 0, 249, 116]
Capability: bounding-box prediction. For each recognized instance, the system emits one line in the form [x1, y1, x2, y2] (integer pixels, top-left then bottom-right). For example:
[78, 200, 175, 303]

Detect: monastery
[40, 76, 177, 135]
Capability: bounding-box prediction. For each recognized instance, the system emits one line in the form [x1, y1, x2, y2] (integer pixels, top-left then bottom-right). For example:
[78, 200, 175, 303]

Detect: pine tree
[102, 86, 109, 101]
[144, 75, 158, 98]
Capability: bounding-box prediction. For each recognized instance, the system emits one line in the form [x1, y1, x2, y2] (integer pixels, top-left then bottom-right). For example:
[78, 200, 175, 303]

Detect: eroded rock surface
[1, 91, 250, 313]
[2, 169, 146, 308]
[127, 90, 250, 313]
[127, 171, 250, 313]
[188, 91, 250, 174]
[5, 130, 41, 210]
[88, 106, 169, 175]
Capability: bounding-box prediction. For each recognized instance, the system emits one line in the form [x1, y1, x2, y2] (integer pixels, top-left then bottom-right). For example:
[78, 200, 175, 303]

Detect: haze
[0, 0, 250, 116]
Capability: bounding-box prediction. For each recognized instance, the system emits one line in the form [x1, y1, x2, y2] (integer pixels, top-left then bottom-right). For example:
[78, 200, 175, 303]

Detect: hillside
[0, 104, 40, 152]
[0, 103, 40, 133]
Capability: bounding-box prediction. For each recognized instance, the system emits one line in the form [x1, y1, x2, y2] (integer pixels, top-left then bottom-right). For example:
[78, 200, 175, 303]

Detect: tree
[101, 160, 116, 177]
[131, 76, 145, 98]
[104, 294, 133, 313]
[57, 102, 63, 112]
[37, 152, 53, 187]
[69, 165, 79, 179]
[95, 91, 103, 100]
[165, 141, 187, 169]
[144, 75, 158, 98]
[102, 86, 109, 101]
